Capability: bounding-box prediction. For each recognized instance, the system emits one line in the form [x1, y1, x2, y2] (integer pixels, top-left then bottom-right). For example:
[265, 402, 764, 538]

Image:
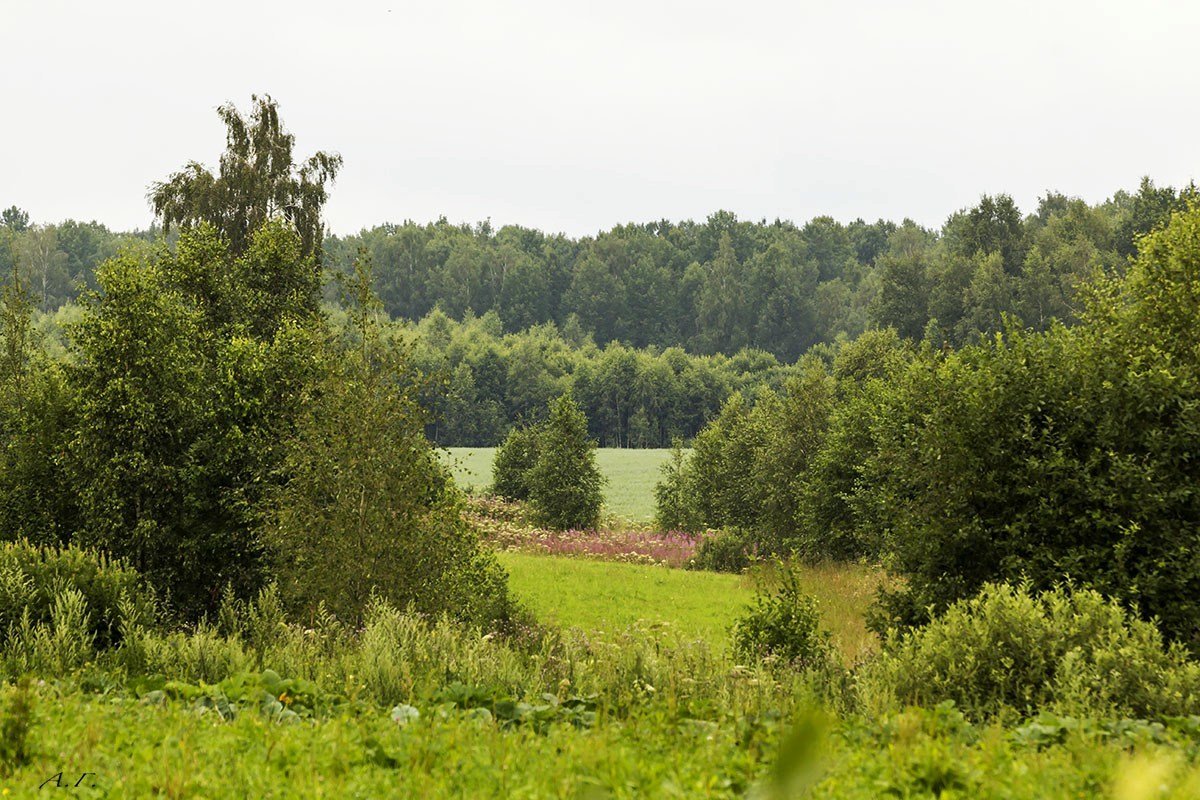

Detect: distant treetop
[149, 94, 342, 261]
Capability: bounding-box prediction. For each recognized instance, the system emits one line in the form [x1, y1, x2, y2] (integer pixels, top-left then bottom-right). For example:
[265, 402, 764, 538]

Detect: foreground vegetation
[7, 682, 1200, 798]
[2, 540, 1200, 798]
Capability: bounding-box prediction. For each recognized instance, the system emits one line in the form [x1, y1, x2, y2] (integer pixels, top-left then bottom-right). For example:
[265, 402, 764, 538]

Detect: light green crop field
[442, 447, 679, 522]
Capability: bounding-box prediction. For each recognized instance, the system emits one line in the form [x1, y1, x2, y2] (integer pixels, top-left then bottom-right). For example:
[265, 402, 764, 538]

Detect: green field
[498, 551, 886, 661]
[497, 551, 756, 646]
[443, 447, 678, 522]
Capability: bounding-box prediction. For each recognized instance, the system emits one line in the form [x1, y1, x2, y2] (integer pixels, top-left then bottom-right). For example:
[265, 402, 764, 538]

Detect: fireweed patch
[466, 496, 714, 568]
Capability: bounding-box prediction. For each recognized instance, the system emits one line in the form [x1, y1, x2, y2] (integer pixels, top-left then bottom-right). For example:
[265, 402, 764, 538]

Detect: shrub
[688, 528, 758, 573]
[265, 257, 513, 628]
[860, 208, 1200, 648]
[492, 423, 541, 501]
[731, 561, 833, 671]
[0, 540, 156, 651]
[526, 394, 604, 531]
[653, 439, 700, 532]
[66, 227, 324, 619]
[684, 393, 763, 532]
[0, 677, 34, 775]
[861, 582, 1200, 721]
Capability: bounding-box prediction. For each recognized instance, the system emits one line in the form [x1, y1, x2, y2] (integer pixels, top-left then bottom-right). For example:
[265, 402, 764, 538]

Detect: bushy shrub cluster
[0, 225, 514, 630]
[0, 103, 517, 631]
[0, 540, 156, 651]
[687, 528, 759, 573]
[731, 562, 834, 672]
[664, 206, 1200, 649]
[864, 206, 1200, 645]
[862, 583, 1200, 721]
[652, 440, 699, 533]
[654, 333, 906, 561]
[265, 267, 512, 627]
[491, 424, 540, 501]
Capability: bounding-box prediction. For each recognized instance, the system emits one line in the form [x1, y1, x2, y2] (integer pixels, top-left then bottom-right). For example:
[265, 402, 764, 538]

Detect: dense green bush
[731, 562, 833, 671]
[525, 394, 604, 530]
[792, 332, 912, 562]
[654, 335, 907, 562]
[490, 394, 604, 530]
[688, 529, 758, 573]
[266, 259, 512, 627]
[491, 422, 541, 501]
[65, 225, 325, 618]
[0, 540, 156, 651]
[862, 583, 1200, 721]
[0, 271, 78, 547]
[863, 206, 1200, 646]
[673, 206, 1200, 649]
[652, 440, 700, 532]
[685, 393, 766, 532]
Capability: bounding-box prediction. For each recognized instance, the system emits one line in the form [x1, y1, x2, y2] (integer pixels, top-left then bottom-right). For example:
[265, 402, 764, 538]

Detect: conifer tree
[527, 394, 604, 530]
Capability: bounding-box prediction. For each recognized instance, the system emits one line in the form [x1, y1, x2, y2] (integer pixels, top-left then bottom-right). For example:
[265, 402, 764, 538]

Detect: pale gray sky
[3, 0, 1198, 236]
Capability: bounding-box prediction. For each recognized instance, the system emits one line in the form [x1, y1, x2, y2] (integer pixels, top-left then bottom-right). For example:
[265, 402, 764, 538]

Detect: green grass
[10, 681, 1200, 799]
[498, 551, 755, 647]
[2, 686, 772, 798]
[443, 447, 678, 522]
[764, 561, 894, 663]
[497, 551, 888, 662]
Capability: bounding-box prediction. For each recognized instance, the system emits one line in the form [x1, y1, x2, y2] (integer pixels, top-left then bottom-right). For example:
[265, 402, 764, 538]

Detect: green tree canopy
[266, 255, 511, 625]
[527, 394, 604, 530]
[149, 95, 342, 261]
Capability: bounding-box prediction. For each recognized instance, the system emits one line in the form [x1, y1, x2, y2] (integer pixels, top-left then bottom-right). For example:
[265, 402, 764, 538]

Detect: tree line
[326, 178, 1194, 359]
[8, 178, 1195, 448]
[7, 179, 1197, 362]
[400, 307, 797, 447]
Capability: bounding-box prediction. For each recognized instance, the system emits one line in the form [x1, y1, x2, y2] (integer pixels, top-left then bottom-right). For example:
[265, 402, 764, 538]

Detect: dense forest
[6, 178, 1197, 353]
[3, 176, 1197, 447]
[326, 182, 1194, 357]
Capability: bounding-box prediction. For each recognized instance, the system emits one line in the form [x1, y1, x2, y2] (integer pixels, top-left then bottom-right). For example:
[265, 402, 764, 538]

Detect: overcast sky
[3, 0, 1198, 237]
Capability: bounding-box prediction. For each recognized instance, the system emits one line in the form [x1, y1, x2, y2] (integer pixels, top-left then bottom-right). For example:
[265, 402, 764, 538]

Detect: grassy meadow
[443, 447, 676, 522]
[497, 551, 756, 647]
[497, 551, 886, 663]
[6, 502, 1200, 798]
